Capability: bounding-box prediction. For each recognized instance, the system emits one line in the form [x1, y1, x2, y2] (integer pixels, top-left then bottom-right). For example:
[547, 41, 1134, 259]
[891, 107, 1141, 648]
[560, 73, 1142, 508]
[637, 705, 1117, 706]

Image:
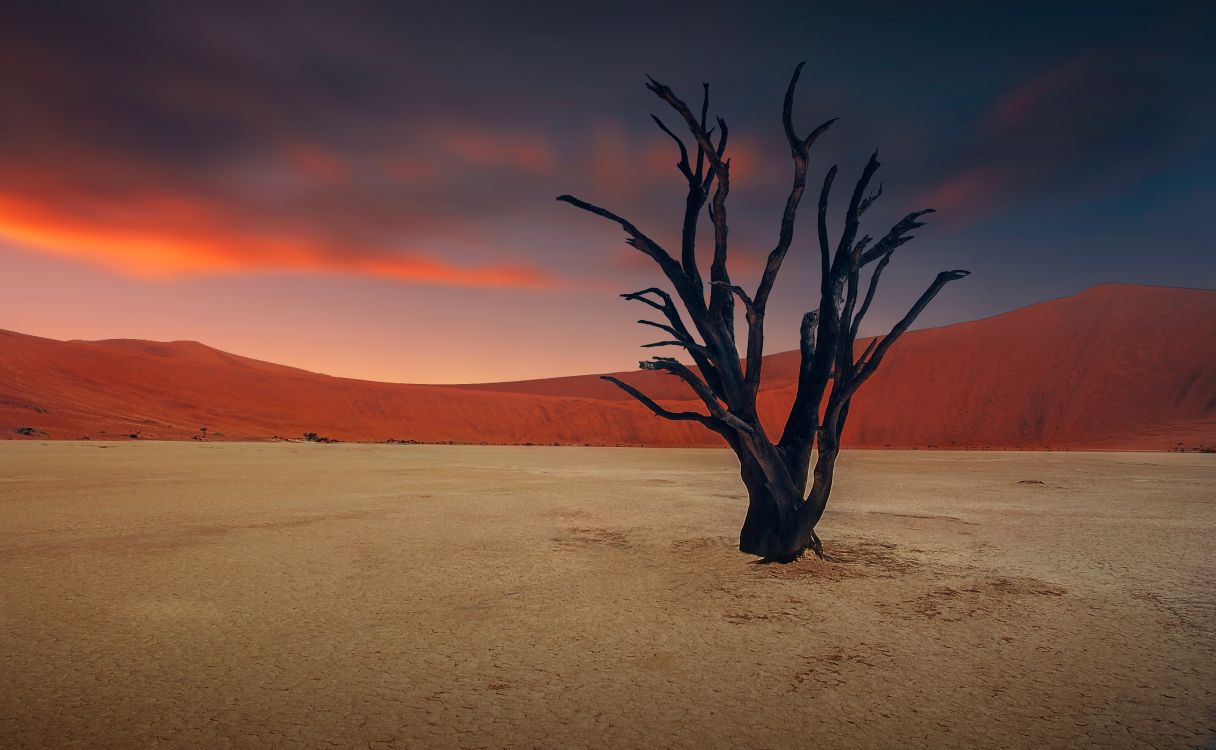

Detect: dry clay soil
[1, 442, 1214, 748]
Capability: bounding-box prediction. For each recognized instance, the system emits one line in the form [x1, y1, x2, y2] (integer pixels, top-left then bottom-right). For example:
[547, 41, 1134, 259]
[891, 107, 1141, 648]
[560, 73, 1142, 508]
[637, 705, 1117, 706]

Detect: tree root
[754, 531, 845, 564]
[807, 530, 825, 560]
[754, 530, 837, 564]
[756, 550, 805, 565]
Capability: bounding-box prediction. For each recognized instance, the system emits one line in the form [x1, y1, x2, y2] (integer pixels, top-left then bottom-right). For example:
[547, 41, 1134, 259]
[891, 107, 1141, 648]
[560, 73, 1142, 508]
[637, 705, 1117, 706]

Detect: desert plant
[559, 64, 968, 562]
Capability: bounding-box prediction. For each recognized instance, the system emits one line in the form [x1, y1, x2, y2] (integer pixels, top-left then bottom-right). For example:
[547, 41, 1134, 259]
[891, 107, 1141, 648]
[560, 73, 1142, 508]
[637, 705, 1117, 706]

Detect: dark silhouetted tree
[559, 64, 969, 562]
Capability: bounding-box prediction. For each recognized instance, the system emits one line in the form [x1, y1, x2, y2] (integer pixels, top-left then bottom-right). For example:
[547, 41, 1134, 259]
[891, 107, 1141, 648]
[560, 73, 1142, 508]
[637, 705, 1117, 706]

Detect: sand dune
[2, 443, 1213, 747]
[1, 284, 1213, 449]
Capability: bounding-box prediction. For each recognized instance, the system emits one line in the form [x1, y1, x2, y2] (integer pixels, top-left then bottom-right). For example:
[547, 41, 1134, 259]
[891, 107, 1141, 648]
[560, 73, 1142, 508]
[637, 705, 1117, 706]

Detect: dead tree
[558, 64, 968, 562]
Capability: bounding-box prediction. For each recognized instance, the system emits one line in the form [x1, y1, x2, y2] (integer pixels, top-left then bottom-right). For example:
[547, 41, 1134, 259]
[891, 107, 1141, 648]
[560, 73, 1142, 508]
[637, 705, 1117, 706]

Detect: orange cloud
[282, 142, 350, 184]
[0, 190, 552, 289]
[384, 156, 442, 183]
[720, 137, 761, 184]
[376, 129, 560, 186]
[587, 123, 765, 202]
[438, 130, 559, 177]
[984, 59, 1090, 135]
[916, 53, 1190, 228]
[609, 240, 767, 281]
[587, 124, 676, 199]
[917, 166, 1008, 220]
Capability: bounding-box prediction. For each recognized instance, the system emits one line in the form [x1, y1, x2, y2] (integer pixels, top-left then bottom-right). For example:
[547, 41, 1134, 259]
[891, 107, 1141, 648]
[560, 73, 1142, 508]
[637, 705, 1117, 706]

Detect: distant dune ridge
[1, 284, 1213, 450]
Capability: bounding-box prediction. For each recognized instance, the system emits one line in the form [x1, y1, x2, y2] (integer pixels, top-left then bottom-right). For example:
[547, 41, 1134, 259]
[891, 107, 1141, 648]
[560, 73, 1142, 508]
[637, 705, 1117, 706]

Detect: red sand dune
[1, 284, 1213, 450]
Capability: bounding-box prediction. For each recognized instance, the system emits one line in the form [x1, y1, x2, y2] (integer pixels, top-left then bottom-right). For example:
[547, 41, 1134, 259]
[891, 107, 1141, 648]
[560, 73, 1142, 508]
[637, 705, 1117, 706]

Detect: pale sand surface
[1, 443, 1213, 749]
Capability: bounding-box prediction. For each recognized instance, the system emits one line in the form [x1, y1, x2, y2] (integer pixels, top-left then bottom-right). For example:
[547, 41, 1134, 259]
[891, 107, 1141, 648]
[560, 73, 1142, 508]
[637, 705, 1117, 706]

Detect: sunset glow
[0, 191, 553, 287]
[0, 2, 1211, 383]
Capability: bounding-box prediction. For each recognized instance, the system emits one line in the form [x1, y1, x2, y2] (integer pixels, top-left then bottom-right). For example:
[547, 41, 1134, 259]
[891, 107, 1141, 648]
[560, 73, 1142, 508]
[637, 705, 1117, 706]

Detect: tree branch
[647, 77, 728, 178]
[651, 115, 693, 181]
[859, 209, 935, 266]
[755, 63, 836, 314]
[601, 376, 718, 428]
[652, 109, 714, 289]
[850, 269, 971, 389]
[776, 165, 841, 455]
[849, 250, 893, 341]
[817, 166, 838, 286]
[858, 182, 883, 216]
[851, 336, 879, 379]
[621, 289, 691, 339]
[709, 281, 755, 318]
[707, 141, 732, 329]
[695, 82, 710, 181]
[834, 151, 881, 273]
[646, 76, 735, 331]
[557, 194, 684, 276]
[640, 357, 754, 434]
[641, 339, 711, 355]
[636, 318, 681, 338]
[713, 280, 765, 400]
[702, 120, 727, 194]
[800, 310, 819, 363]
[782, 62, 838, 154]
[625, 290, 721, 388]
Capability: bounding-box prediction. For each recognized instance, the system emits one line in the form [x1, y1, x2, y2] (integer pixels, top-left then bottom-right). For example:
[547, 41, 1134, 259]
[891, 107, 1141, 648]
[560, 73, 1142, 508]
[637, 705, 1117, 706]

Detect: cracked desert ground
[1, 442, 1213, 749]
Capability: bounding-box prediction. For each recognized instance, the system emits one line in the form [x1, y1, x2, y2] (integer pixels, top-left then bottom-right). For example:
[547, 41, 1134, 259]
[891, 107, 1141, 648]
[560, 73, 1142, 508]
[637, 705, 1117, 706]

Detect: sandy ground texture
[1, 442, 1214, 749]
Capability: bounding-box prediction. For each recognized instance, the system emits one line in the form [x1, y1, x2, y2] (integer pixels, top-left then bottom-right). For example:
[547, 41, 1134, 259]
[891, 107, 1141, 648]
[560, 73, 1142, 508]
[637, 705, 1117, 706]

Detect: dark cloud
[919, 42, 1214, 225]
[0, 0, 1211, 300]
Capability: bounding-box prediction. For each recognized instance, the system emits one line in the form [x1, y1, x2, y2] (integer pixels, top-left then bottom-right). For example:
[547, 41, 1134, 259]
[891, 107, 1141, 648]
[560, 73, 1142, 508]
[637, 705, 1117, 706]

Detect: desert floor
[1, 443, 1213, 749]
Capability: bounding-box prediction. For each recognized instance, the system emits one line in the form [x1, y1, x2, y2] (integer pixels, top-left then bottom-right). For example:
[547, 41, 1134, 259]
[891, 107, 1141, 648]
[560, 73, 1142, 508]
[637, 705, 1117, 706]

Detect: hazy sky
[1, 1, 1212, 382]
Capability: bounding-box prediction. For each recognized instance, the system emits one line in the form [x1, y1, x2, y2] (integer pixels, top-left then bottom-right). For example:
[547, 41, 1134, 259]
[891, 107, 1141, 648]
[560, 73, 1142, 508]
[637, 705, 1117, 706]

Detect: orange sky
[0, 3, 1211, 383]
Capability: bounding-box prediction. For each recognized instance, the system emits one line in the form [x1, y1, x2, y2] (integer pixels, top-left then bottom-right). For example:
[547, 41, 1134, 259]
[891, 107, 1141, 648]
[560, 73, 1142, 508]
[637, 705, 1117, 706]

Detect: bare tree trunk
[734, 437, 806, 560]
